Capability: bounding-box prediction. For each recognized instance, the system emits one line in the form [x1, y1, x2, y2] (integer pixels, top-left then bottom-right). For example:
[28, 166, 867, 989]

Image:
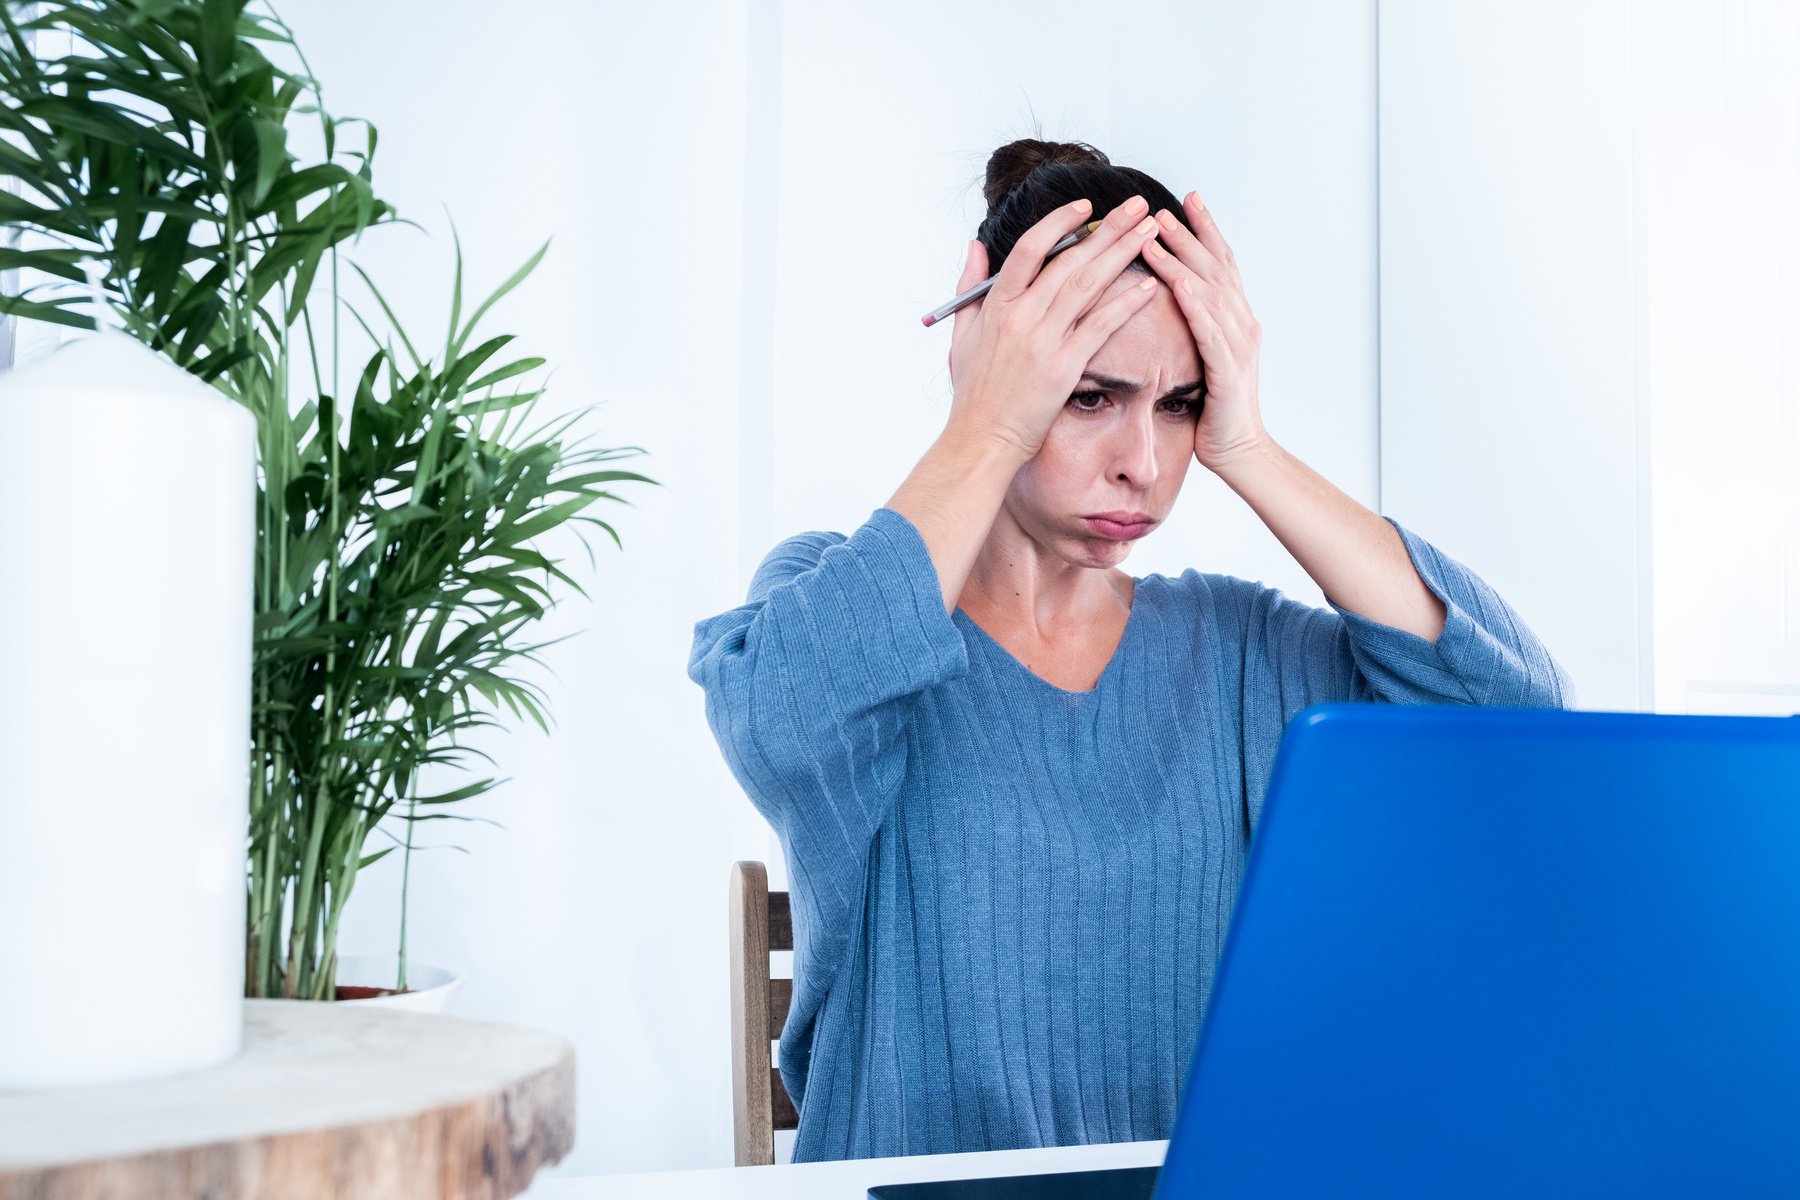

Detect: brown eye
[1162, 396, 1204, 418]
[1067, 390, 1107, 413]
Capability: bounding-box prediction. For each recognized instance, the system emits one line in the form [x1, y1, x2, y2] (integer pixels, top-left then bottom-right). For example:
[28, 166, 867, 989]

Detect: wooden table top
[0, 999, 575, 1200]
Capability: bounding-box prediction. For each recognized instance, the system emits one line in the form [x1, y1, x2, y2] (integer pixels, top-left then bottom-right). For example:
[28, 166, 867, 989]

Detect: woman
[687, 140, 1572, 1163]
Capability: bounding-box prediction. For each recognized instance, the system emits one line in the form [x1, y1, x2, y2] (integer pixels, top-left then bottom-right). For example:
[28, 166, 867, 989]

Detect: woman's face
[1003, 271, 1204, 570]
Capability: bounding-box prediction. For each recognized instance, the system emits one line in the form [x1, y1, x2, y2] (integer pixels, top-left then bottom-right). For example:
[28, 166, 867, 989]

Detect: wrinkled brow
[1079, 371, 1205, 398]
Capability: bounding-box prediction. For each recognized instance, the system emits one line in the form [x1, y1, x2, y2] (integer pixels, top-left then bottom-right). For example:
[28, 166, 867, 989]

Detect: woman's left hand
[1142, 191, 1270, 472]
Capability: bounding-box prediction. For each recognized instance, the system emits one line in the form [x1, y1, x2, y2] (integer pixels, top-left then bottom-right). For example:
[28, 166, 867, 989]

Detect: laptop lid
[1154, 704, 1800, 1199]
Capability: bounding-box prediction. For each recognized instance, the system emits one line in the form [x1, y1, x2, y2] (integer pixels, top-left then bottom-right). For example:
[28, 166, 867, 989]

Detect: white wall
[1377, 0, 1646, 712]
[286, 0, 774, 1178]
[1376, 0, 1800, 716]
[1639, 1, 1800, 716]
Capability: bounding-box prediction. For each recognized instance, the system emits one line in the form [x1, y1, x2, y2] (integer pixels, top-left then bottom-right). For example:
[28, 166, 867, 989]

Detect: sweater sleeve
[686, 506, 969, 1026]
[1227, 515, 1575, 832]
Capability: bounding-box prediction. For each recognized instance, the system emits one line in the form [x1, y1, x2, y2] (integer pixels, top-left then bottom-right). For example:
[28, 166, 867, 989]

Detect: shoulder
[1139, 568, 1338, 651]
[1138, 566, 1275, 620]
[749, 529, 849, 603]
[748, 508, 930, 603]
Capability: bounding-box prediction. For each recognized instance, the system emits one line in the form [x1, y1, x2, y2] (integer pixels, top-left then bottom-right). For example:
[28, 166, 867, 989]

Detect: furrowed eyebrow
[1078, 372, 1206, 398]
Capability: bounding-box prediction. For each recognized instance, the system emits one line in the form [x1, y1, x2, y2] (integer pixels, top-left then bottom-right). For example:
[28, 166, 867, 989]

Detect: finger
[1149, 206, 1230, 286]
[1144, 236, 1234, 325]
[1065, 273, 1162, 361]
[956, 237, 987, 294]
[984, 196, 1098, 307]
[949, 238, 990, 361]
[1141, 233, 1202, 299]
[1020, 192, 1150, 312]
[1143, 236, 1242, 360]
[1146, 232, 1254, 342]
[1038, 205, 1164, 332]
[1183, 192, 1242, 282]
[1159, 266, 1236, 371]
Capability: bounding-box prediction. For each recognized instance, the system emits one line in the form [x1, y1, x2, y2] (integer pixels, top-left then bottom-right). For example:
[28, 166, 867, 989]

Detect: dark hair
[975, 138, 1192, 279]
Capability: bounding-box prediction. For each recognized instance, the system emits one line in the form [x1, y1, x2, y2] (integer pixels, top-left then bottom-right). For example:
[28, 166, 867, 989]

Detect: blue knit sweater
[687, 505, 1572, 1162]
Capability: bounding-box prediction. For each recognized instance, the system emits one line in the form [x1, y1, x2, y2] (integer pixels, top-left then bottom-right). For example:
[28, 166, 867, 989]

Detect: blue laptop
[872, 704, 1800, 1199]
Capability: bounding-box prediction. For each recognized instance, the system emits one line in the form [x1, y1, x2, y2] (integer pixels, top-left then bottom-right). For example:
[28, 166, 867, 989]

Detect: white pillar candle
[0, 331, 254, 1088]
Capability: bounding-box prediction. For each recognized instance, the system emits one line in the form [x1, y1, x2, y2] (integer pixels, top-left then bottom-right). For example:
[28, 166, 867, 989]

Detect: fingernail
[1074, 198, 1092, 213]
[1127, 195, 1149, 215]
[1156, 210, 1180, 231]
[1138, 276, 1158, 291]
[1134, 215, 1157, 235]
[1145, 239, 1167, 259]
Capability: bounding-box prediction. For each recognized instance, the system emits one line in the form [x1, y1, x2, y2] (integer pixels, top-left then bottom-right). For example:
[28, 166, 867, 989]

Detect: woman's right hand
[946, 194, 1165, 459]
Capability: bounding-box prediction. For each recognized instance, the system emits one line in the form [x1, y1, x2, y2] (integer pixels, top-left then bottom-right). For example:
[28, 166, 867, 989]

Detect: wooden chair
[728, 860, 800, 1166]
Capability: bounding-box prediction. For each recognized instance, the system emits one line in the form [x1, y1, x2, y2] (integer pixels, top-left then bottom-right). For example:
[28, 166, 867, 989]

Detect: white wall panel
[1378, 0, 1645, 710]
[288, 0, 774, 1178]
[1639, 2, 1800, 716]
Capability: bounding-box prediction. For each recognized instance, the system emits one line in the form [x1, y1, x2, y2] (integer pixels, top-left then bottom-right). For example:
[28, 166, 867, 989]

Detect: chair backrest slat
[771, 1065, 799, 1130]
[768, 890, 793, 951]
[768, 976, 793, 1035]
[730, 861, 800, 1165]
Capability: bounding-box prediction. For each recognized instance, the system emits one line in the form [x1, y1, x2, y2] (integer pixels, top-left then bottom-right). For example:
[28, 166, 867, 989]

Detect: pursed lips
[1083, 512, 1157, 539]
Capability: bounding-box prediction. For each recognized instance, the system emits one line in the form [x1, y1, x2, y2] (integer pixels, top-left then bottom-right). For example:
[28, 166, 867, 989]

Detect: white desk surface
[534, 1139, 1167, 1198]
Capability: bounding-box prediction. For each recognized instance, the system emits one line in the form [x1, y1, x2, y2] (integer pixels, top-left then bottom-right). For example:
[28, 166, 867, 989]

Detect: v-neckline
[953, 578, 1145, 698]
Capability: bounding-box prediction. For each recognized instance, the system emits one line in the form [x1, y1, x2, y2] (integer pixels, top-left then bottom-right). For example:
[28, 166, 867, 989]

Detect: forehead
[1085, 272, 1202, 382]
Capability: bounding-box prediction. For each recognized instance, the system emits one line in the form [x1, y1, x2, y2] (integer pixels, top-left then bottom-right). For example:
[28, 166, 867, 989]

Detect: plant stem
[398, 792, 414, 993]
[285, 787, 328, 998]
[255, 767, 282, 994]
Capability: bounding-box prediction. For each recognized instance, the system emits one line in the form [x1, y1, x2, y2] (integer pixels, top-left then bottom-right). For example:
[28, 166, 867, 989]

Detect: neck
[958, 507, 1133, 637]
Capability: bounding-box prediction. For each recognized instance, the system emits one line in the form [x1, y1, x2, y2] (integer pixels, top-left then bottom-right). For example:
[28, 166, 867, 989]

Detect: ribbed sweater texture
[687, 506, 1573, 1162]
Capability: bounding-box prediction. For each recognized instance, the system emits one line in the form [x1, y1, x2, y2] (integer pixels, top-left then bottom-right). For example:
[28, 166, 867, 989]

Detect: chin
[1072, 536, 1133, 568]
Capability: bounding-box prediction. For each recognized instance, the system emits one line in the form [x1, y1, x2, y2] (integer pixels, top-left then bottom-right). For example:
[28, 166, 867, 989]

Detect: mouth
[1082, 513, 1157, 541]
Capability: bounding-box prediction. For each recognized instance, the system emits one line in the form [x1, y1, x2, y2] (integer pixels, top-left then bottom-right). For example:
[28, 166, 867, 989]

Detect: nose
[1107, 403, 1159, 488]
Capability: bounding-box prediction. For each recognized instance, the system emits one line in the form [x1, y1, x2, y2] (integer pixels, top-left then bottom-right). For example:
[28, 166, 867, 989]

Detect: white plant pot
[332, 956, 463, 1014]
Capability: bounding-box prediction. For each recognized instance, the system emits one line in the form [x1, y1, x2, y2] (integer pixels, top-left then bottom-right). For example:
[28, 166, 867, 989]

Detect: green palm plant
[0, 0, 655, 998]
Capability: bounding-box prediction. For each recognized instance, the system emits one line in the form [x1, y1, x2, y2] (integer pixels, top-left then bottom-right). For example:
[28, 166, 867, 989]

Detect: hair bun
[982, 138, 1110, 209]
